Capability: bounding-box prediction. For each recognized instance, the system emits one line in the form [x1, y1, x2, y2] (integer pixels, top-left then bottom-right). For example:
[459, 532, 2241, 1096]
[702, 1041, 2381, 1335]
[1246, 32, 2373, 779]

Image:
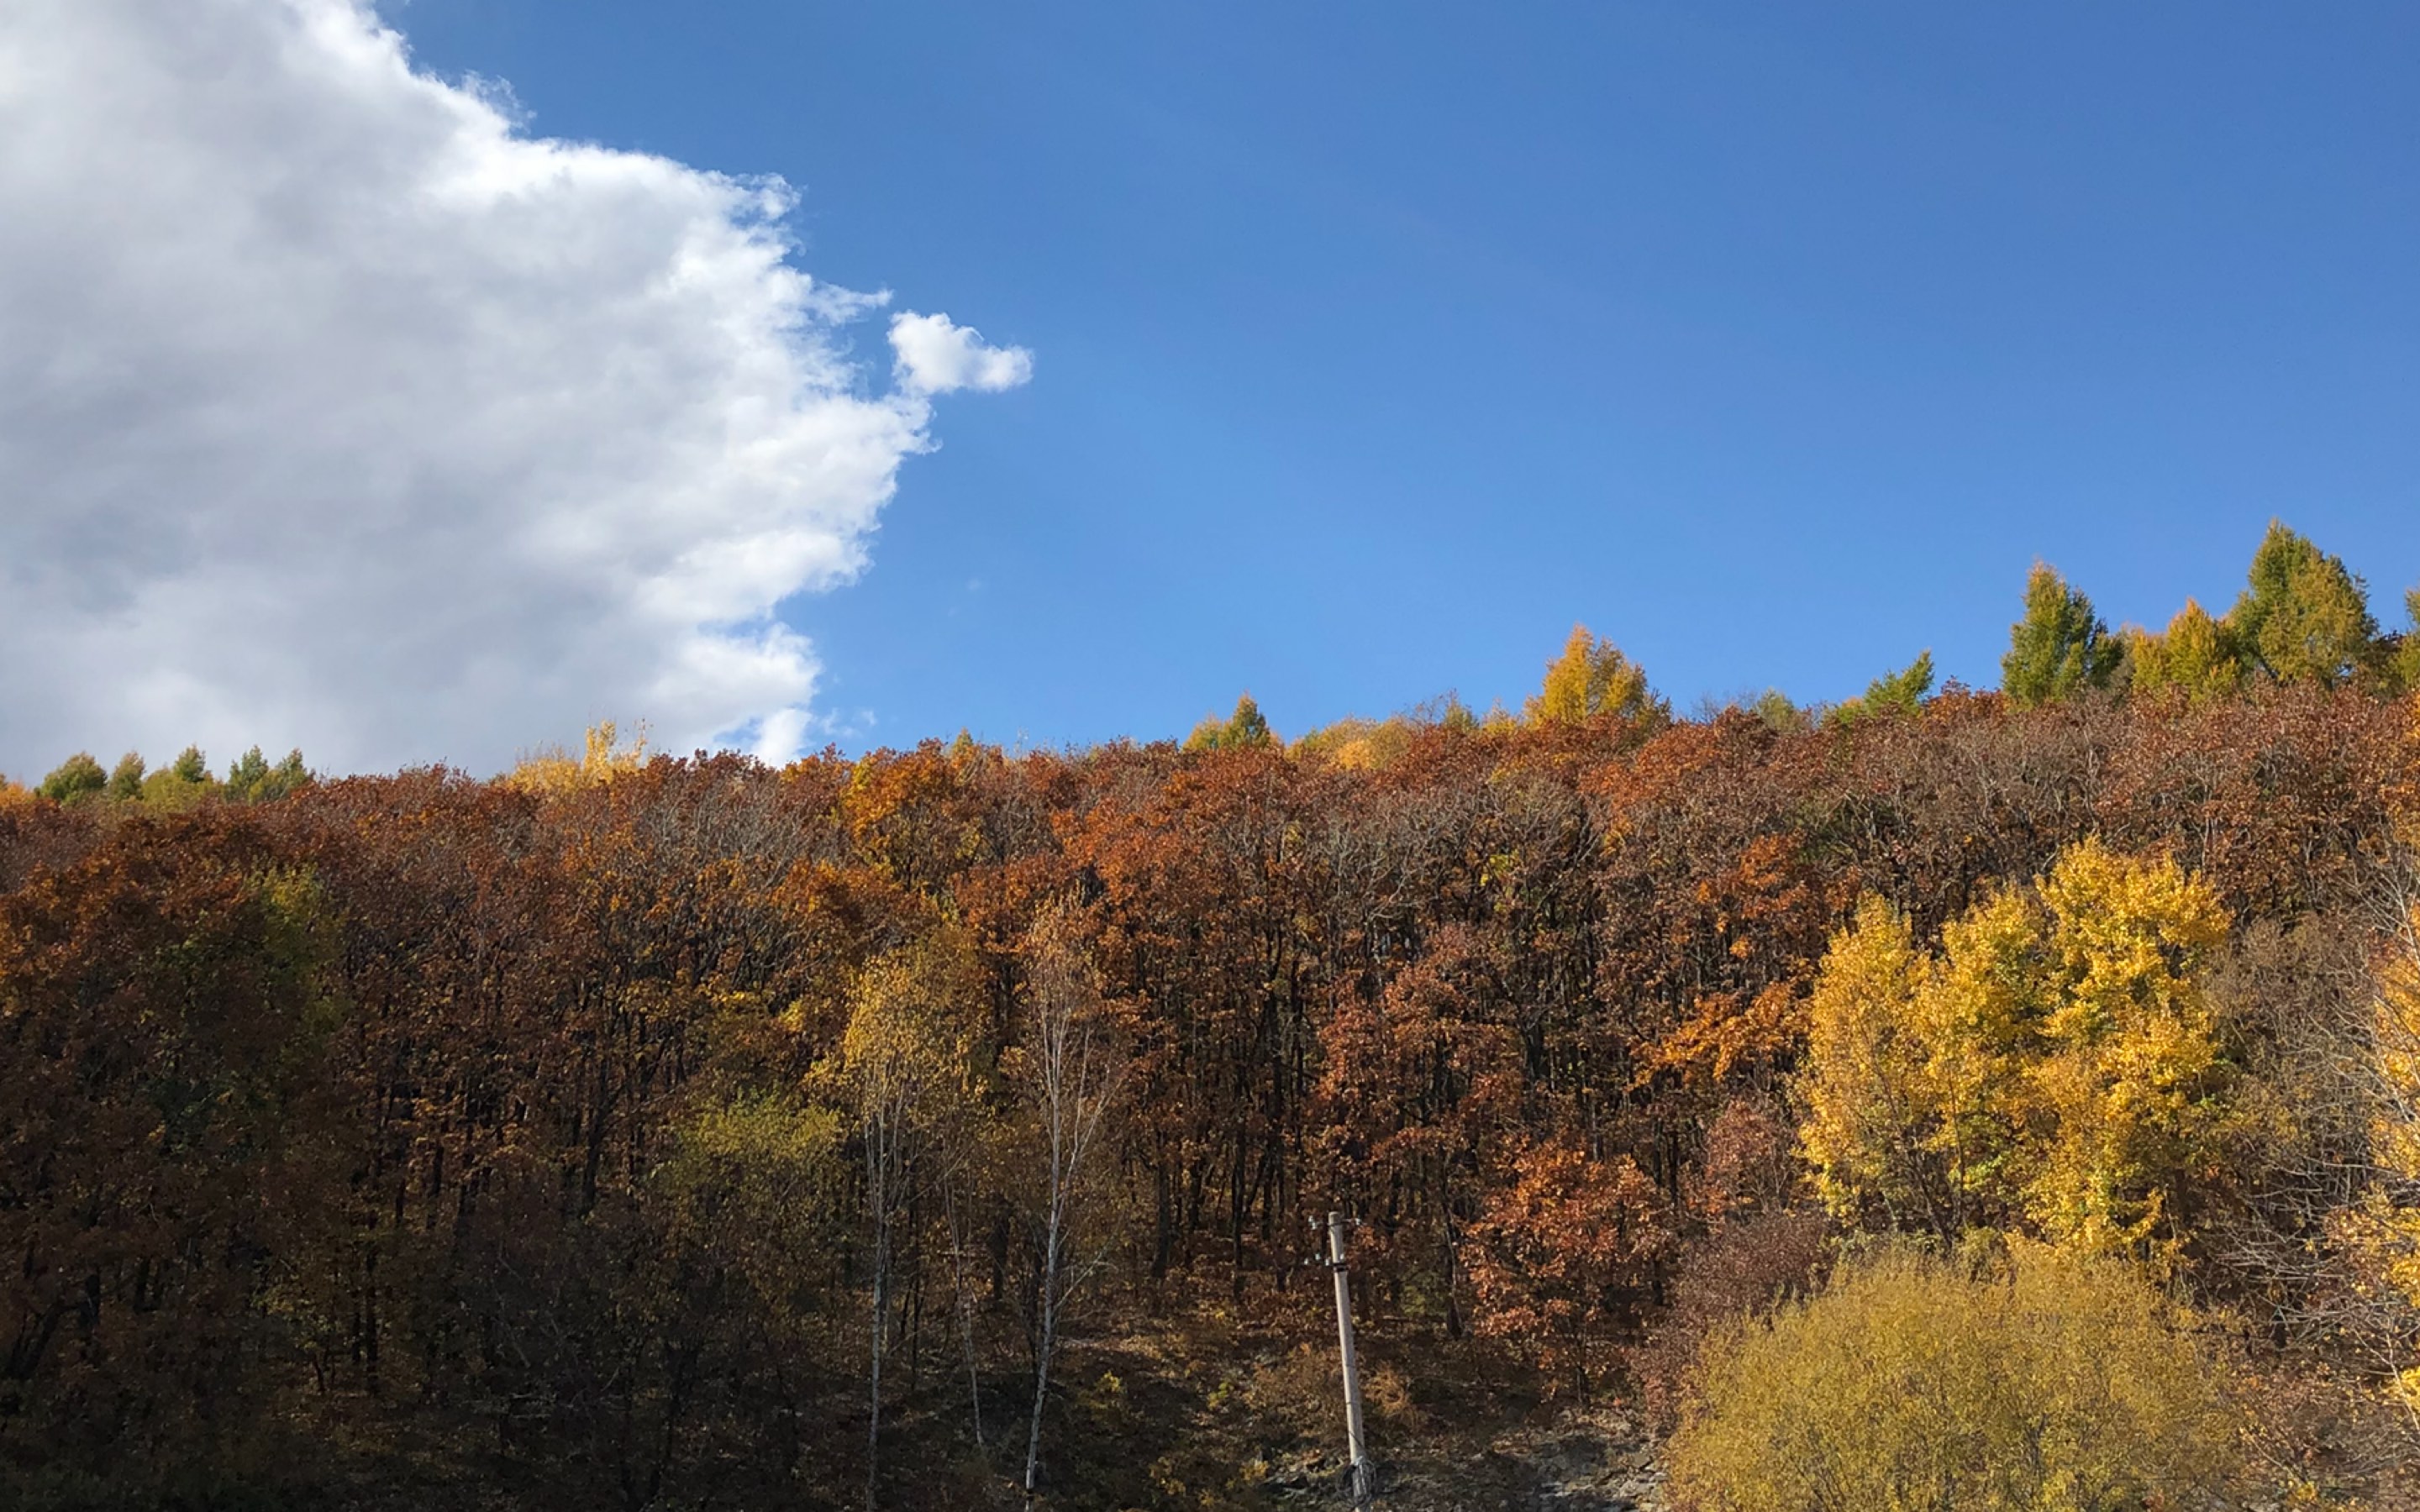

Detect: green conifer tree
[2389, 587, 2420, 696]
[106, 753, 146, 801]
[2229, 520, 2377, 686]
[2001, 563, 2120, 706]
[1751, 689, 1807, 732]
[2125, 600, 2243, 704]
[36, 753, 108, 803]
[226, 746, 271, 800]
[220, 747, 310, 803]
[1828, 652, 1933, 727]
[139, 745, 216, 811]
[1184, 695, 1276, 753]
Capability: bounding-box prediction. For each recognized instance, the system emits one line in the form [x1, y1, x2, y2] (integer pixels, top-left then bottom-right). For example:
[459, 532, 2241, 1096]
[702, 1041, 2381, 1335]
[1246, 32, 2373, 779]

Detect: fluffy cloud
[891, 311, 1037, 396]
[0, 0, 1028, 776]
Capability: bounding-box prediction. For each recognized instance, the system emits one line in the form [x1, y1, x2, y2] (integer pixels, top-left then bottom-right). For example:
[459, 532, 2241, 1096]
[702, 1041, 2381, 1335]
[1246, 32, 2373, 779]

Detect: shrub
[1627, 1209, 1828, 1434]
[1665, 1239, 2237, 1511]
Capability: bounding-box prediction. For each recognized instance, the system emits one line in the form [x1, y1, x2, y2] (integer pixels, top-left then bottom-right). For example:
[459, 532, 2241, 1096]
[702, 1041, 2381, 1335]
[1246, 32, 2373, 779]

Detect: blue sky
[388, 0, 2420, 749]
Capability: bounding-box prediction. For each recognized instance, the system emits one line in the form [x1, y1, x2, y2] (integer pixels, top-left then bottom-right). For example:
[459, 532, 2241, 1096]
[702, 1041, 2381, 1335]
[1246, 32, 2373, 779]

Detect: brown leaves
[1467, 1137, 1671, 1394]
[0, 685, 2410, 1500]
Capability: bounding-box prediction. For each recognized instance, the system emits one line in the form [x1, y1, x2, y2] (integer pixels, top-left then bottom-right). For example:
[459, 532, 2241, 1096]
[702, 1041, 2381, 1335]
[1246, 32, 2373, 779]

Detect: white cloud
[892, 311, 1038, 395]
[0, 0, 1029, 777]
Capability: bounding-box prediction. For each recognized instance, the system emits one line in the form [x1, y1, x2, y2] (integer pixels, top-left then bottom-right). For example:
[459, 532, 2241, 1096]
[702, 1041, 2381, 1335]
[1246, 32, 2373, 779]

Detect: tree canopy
[0, 519, 2417, 1507]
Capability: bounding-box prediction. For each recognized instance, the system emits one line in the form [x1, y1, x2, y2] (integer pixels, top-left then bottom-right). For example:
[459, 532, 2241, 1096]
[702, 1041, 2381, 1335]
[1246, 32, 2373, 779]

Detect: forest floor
[878, 1308, 1670, 1512]
[874, 1306, 2420, 1512]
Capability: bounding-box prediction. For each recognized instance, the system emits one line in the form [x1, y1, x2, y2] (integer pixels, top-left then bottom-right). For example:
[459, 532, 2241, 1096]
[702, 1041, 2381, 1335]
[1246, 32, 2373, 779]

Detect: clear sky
[5, 3, 2417, 773]
[386, 0, 2420, 748]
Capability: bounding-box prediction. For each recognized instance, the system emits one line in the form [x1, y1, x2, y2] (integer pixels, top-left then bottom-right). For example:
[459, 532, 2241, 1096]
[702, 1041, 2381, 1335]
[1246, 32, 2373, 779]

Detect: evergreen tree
[2125, 600, 2243, 704]
[264, 749, 309, 801]
[2229, 520, 2378, 686]
[141, 745, 216, 810]
[36, 752, 107, 803]
[225, 747, 271, 799]
[1183, 694, 1275, 752]
[2001, 563, 2119, 706]
[1750, 688, 1807, 732]
[106, 753, 146, 801]
[222, 747, 309, 803]
[1827, 651, 1933, 727]
[1866, 650, 1934, 712]
[2390, 586, 2420, 696]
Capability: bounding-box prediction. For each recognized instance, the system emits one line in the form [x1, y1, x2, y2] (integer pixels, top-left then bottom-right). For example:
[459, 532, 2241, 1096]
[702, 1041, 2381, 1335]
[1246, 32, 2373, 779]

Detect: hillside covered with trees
[6, 521, 2420, 1509]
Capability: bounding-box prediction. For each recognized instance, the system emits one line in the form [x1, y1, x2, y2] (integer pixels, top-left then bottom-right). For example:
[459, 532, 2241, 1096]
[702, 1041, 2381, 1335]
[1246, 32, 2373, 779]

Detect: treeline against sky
[3, 521, 2420, 1508]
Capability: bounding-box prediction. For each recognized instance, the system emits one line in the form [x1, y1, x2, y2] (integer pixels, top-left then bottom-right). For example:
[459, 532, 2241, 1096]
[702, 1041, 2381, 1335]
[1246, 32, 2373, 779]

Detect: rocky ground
[1262, 1404, 1665, 1512]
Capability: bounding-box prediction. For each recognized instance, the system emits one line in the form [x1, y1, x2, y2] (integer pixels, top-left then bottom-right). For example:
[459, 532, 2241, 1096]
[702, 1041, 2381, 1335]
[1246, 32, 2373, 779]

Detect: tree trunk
[866, 1136, 892, 1512]
[1022, 1215, 1062, 1502]
[944, 1184, 985, 1446]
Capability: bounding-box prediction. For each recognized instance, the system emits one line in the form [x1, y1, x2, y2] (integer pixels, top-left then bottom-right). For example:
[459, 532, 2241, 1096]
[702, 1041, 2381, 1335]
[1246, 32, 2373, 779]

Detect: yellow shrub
[1665, 1240, 2236, 1512]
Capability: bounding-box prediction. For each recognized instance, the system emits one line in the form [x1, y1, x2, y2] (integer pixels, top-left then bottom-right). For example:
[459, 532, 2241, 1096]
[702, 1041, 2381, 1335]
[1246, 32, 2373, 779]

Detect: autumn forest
[7, 520, 2420, 1509]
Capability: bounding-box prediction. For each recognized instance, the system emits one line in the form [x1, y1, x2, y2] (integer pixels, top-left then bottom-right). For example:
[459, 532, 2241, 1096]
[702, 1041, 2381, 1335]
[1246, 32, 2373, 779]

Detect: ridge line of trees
[0, 518, 2417, 1508]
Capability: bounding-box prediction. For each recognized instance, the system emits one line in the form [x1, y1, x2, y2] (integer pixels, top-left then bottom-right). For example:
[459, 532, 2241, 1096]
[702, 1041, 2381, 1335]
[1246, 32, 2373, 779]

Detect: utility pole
[1323, 1210, 1373, 1506]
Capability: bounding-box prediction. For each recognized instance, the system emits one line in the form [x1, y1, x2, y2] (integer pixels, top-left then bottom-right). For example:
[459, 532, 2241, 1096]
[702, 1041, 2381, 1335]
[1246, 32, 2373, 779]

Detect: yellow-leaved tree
[823, 927, 986, 1512]
[507, 719, 650, 795]
[1525, 625, 1666, 727]
[2124, 598, 2244, 704]
[1799, 837, 2233, 1265]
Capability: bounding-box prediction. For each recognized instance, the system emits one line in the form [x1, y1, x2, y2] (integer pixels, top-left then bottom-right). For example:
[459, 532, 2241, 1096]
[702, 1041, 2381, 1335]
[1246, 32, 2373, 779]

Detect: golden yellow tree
[1797, 897, 1944, 1229]
[507, 719, 650, 794]
[2394, 587, 2420, 693]
[1798, 839, 2232, 1264]
[2124, 598, 2244, 704]
[2023, 837, 2230, 1256]
[1525, 624, 1665, 726]
[828, 927, 983, 1512]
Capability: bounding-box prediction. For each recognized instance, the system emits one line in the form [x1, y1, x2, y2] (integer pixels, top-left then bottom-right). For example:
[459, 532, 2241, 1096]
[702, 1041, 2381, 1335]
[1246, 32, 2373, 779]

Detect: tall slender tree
[834, 930, 980, 1512]
[1018, 904, 1125, 1503]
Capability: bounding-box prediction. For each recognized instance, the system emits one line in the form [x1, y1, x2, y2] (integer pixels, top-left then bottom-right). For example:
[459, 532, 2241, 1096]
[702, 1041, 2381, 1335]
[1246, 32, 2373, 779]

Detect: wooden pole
[1325, 1210, 1372, 1505]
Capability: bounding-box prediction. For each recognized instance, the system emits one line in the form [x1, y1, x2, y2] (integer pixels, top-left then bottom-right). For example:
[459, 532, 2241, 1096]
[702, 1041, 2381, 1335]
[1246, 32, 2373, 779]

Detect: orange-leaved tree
[1467, 1137, 1670, 1395]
